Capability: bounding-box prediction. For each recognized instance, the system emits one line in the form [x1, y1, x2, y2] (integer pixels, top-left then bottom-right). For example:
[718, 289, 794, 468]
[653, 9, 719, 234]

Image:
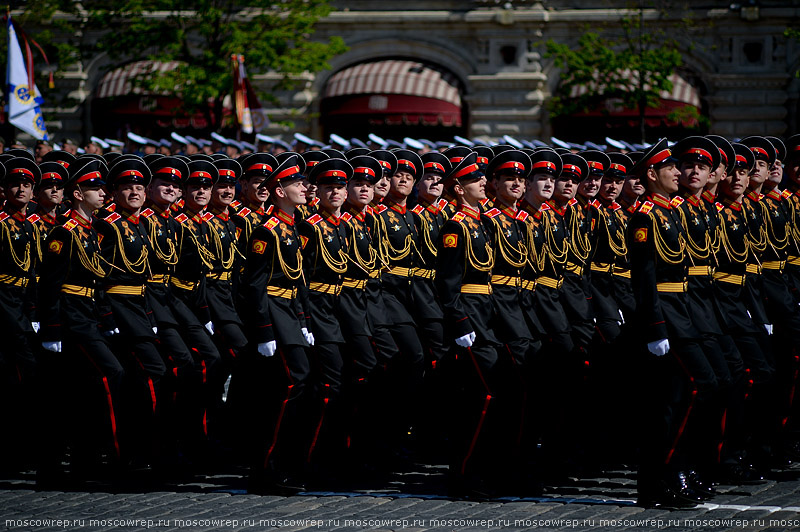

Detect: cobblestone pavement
[2, 461, 800, 532]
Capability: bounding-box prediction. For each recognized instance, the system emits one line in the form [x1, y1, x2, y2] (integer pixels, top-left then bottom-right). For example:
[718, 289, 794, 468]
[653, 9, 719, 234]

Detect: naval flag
[6, 15, 48, 140]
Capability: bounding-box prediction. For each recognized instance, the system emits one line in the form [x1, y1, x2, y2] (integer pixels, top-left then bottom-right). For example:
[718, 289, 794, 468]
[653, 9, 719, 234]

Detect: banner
[232, 54, 268, 134]
[6, 15, 48, 140]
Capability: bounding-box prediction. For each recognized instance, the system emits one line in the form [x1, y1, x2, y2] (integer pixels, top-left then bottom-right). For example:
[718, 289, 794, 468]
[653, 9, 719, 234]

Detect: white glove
[764, 324, 774, 335]
[152, 326, 158, 334]
[102, 327, 120, 337]
[301, 327, 315, 346]
[618, 309, 625, 325]
[42, 341, 61, 353]
[647, 338, 670, 357]
[205, 321, 215, 335]
[31, 321, 40, 333]
[257, 341, 277, 358]
[455, 331, 476, 348]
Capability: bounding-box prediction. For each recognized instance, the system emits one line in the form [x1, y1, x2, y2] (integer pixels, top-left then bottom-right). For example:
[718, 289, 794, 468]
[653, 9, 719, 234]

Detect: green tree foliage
[544, 3, 697, 143]
[5, 0, 347, 127]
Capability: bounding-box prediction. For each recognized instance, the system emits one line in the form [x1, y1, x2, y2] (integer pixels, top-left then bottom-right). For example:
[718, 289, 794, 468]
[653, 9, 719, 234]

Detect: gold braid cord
[420, 219, 438, 262]
[314, 224, 348, 274]
[676, 207, 711, 261]
[545, 213, 569, 266]
[72, 232, 107, 277]
[718, 214, 749, 264]
[649, 212, 686, 265]
[347, 219, 377, 272]
[1, 222, 32, 272]
[270, 230, 303, 281]
[762, 201, 789, 251]
[493, 217, 527, 268]
[148, 219, 178, 266]
[743, 202, 768, 253]
[460, 222, 493, 272]
[568, 210, 591, 261]
[524, 219, 546, 273]
[208, 221, 237, 270]
[603, 209, 628, 257]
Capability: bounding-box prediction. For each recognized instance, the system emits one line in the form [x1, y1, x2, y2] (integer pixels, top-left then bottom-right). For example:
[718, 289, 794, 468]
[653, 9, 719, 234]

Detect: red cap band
[156, 167, 182, 178]
[735, 155, 748, 165]
[477, 157, 489, 165]
[43, 172, 62, 180]
[354, 167, 376, 177]
[378, 160, 391, 169]
[448, 156, 464, 163]
[219, 169, 236, 177]
[454, 163, 480, 179]
[646, 148, 672, 166]
[424, 162, 445, 173]
[275, 165, 301, 181]
[686, 148, 712, 161]
[532, 161, 556, 171]
[57, 161, 70, 168]
[190, 171, 211, 179]
[9, 168, 34, 178]
[118, 170, 144, 179]
[588, 161, 604, 170]
[247, 163, 273, 173]
[718, 148, 728, 164]
[563, 164, 582, 177]
[320, 170, 346, 178]
[77, 171, 102, 184]
[397, 159, 416, 172]
[609, 163, 626, 173]
[496, 161, 526, 172]
[751, 147, 769, 158]
[306, 160, 320, 167]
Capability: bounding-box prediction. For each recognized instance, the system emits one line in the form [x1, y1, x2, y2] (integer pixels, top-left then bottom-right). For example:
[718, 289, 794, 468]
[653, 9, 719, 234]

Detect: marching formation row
[1, 133, 800, 508]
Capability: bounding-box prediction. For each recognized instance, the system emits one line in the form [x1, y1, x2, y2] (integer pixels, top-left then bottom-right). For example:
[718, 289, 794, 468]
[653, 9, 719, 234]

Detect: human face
[34, 143, 52, 163]
[552, 176, 576, 204]
[647, 163, 680, 197]
[577, 174, 601, 199]
[225, 145, 239, 159]
[416, 172, 444, 204]
[143, 145, 157, 155]
[243, 176, 270, 205]
[492, 172, 525, 207]
[389, 171, 415, 200]
[37, 184, 64, 209]
[373, 174, 390, 200]
[598, 176, 623, 203]
[114, 183, 146, 211]
[212, 182, 236, 208]
[768, 160, 783, 187]
[749, 159, 769, 187]
[456, 176, 487, 205]
[679, 160, 711, 194]
[275, 179, 308, 206]
[76, 186, 106, 211]
[525, 173, 554, 204]
[2, 179, 34, 209]
[63, 143, 78, 155]
[347, 179, 374, 208]
[720, 167, 749, 201]
[184, 184, 212, 210]
[318, 183, 347, 212]
[85, 143, 102, 155]
[622, 175, 645, 200]
[185, 144, 199, 155]
[708, 164, 725, 187]
[148, 178, 181, 208]
[305, 181, 318, 201]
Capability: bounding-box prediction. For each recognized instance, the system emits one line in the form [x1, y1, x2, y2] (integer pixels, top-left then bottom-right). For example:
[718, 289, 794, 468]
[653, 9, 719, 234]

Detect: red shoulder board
[238, 207, 251, 217]
[231, 200, 242, 210]
[516, 210, 529, 222]
[365, 206, 374, 215]
[104, 212, 121, 223]
[266, 204, 275, 215]
[175, 213, 189, 223]
[782, 190, 792, 199]
[201, 211, 214, 222]
[307, 213, 323, 226]
[451, 212, 466, 223]
[483, 208, 501, 219]
[27, 213, 40, 223]
[610, 202, 621, 211]
[589, 199, 601, 209]
[340, 212, 353, 223]
[63, 219, 79, 231]
[480, 198, 489, 207]
[411, 204, 424, 215]
[105, 202, 117, 213]
[0, 212, 9, 222]
[63, 209, 72, 217]
[140, 208, 155, 218]
[264, 217, 280, 231]
[716, 202, 724, 212]
[670, 196, 684, 208]
[540, 203, 551, 211]
[568, 198, 578, 207]
[374, 204, 388, 214]
[436, 199, 448, 211]
[310, 197, 320, 207]
[638, 201, 654, 214]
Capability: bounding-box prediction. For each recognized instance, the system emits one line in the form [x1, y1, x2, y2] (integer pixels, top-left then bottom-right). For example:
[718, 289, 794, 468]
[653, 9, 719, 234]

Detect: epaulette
[782, 190, 792, 199]
[568, 198, 578, 207]
[231, 200, 242, 210]
[638, 201, 654, 214]
[365, 206, 374, 215]
[610, 202, 622, 211]
[62, 209, 72, 218]
[266, 205, 275, 215]
[2, 211, 12, 222]
[540, 203, 551, 211]
[670, 196, 684, 208]
[451, 212, 466, 223]
[479, 198, 490, 207]
[264, 217, 280, 231]
[238, 207, 251, 217]
[483, 208, 501, 219]
[716, 202, 724, 212]
[27, 213, 40, 223]
[436, 199, 448, 211]
[140, 208, 155, 218]
[411, 204, 424, 215]
[310, 197, 320, 207]
[516, 210, 529, 222]
[175, 213, 189, 223]
[201, 211, 214, 222]
[105, 202, 117, 213]
[340, 212, 353, 223]
[374, 204, 388, 214]
[104, 212, 121, 223]
[63, 219, 79, 231]
[589, 199, 601, 209]
[307, 213, 323, 226]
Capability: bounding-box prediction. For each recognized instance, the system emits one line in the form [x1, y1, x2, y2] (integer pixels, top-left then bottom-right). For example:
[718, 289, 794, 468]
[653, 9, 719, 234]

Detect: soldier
[32, 151, 75, 233]
[94, 156, 166, 470]
[239, 154, 313, 493]
[231, 153, 279, 256]
[0, 157, 42, 470]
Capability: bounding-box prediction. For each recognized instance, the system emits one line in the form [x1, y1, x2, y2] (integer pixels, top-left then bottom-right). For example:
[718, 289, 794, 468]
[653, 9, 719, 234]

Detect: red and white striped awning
[323, 60, 461, 107]
[569, 70, 701, 107]
[96, 60, 183, 99]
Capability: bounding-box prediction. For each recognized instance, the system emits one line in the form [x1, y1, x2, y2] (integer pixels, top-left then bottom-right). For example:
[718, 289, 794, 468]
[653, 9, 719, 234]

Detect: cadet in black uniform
[231, 152, 278, 256]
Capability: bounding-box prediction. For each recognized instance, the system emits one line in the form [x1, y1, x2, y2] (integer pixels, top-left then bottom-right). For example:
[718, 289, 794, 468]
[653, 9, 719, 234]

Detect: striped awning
[569, 71, 700, 107]
[323, 60, 462, 107]
[96, 60, 183, 99]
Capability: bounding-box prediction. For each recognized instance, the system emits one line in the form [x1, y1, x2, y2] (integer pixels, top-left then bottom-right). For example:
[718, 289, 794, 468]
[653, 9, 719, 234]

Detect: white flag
[6, 16, 48, 140]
